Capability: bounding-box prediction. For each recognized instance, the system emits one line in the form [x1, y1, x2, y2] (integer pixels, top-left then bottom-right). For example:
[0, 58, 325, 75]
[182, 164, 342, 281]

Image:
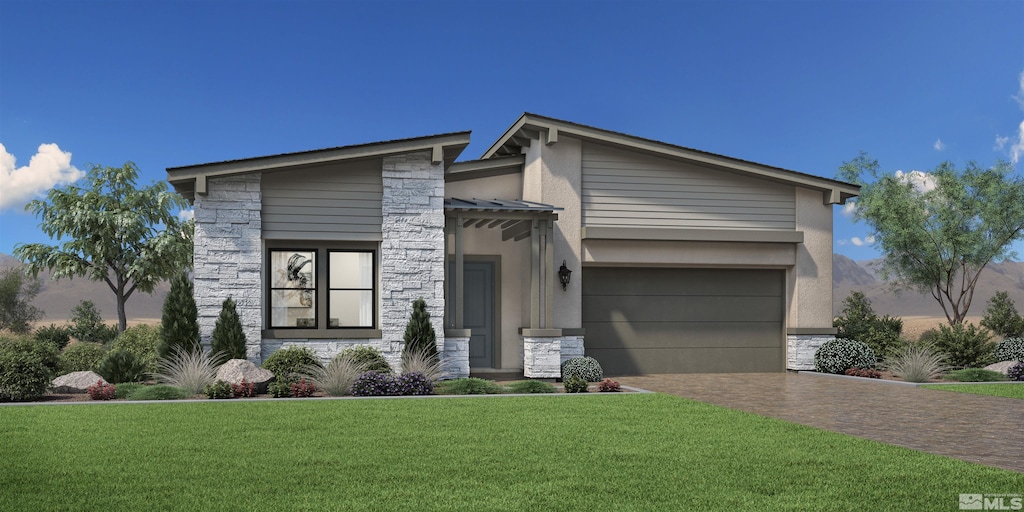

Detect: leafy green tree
[211, 297, 246, 360]
[158, 272, 200, 359]
[70, 300, 118, 344]
[14, 162, 193, 333]
[980, 291, 1024, 339]
[839, 154, 1024, 325]
[833, 291, 904, 361]
[0, 267, 44, 334]
[402, 297, 438, 362]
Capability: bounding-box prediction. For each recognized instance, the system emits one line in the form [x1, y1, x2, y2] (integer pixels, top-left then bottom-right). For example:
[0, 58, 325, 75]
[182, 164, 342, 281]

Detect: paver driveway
[617, 372, 1024, 473]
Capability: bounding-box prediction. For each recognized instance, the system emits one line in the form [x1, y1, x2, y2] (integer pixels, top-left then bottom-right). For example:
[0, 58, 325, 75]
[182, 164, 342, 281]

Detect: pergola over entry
[444, 198, 562, 330]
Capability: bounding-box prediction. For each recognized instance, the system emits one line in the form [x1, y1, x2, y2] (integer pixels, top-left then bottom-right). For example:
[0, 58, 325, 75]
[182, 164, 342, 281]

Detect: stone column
[381, 151, 446, 369]
[192, 174, 263, 361]
[787, 334, 835, 370]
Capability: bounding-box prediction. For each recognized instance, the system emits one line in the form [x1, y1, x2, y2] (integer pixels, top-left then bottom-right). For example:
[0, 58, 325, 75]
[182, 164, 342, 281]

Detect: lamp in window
[558, 260, 572, 291]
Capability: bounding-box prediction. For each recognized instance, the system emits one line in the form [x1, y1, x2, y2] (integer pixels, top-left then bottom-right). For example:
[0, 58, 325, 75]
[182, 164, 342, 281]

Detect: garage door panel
[588, 347, 784, 375]
[583, 267, 783, 296]
[584, 321, 781, 349]
[582, 296, 782, 323]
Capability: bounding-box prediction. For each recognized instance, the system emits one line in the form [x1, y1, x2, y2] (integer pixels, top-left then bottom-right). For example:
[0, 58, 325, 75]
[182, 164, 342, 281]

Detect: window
[268, 248, 376, 330]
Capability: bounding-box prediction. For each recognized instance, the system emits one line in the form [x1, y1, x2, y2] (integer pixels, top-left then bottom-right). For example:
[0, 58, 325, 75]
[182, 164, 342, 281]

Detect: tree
[833, 291, 904, 361]
[0, 267, 44, 334]
[70, 300, 118, 344]
[839, 154, 1024, 325]
[402, 297, 438, 362]
[158, 271, 200, 359]
[211, 297, 246, 360]
[980, 291, 1024, 339]
[14, 162, 193, 333]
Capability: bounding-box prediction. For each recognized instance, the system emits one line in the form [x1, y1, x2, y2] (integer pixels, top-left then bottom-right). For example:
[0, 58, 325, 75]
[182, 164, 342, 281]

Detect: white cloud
[1009, 120, 1024, 165]
[850, 236, 875, 247]
[178, 209, 194, 221]
[894, 170, 937, 193]
[933, 139, 945, 151]
[996, 135, 1010, 150]
[836, 239, 848, 246]
[1014, 70, 1024, 110]
[841, 201, 857, 217]
[0, 143, 84, 211]
[997, 70, 1024, 164]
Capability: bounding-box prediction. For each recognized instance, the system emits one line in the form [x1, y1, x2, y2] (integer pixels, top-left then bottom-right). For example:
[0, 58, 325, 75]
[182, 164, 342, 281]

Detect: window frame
[326, 249, 376, 330]
[267, 248, 318, 330]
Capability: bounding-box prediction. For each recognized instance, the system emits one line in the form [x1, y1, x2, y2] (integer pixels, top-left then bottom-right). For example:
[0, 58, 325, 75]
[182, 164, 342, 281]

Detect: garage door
[582, 267, 784, 375]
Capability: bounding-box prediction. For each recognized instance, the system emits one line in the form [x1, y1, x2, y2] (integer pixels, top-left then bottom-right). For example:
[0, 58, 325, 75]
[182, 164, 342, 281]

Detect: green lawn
[1, 394, 1021, 511]
[922, 383, 1024, 400]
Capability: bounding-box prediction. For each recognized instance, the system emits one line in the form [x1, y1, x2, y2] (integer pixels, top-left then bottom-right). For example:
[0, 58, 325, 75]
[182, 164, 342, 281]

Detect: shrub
[58, 342, 106, 374]
[0, 335, 58, 401]
[205, 380, 233, 399]
[931, 323, 995, 368]
[290, 378, 317, 398]
[96, 349, 147, 384]
[943, 368, 1008, 382]
[211, 297, 246, 361]
[402, 297, 439, 364]
[114, 382, 145, 399]
[159, 272, 200, 359]
[87, 380, 116, 400]
[843, 367, 882, 379]
[813, 338, 876, 374]
[1008, 362, 1024, 382]
[401, 348, 443, 383]
[126, 384, 190, 401]
[433, 377, 505, 395]
[0, 267, 43, 334]
[351, 371, 400, 397]
[561, 356, 603, 382]
[833, 292, 905, 361]
[34, 324, 71, 350]
[154, 347, 221, 394]
[341, 345, 392, 374]
[306, 352, 367, 397]
[396, 372, 433, 396]
[70, 300, 118, 344]
[886, 344, 946, 383]
[263, 346, 322, 383]
[598, 378, 621, 392]
[231, 378, 256, 398]
[507, 380, 557, 394]
[993, 337, 1024, 363]
[980, 291, 1024, 338]
[563, 376, 589, 393]
[111, 324, 160, 375]
[267, 379, 292, 398]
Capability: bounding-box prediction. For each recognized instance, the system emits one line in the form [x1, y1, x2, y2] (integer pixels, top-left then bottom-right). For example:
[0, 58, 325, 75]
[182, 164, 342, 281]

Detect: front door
[450, 261, 496, 368]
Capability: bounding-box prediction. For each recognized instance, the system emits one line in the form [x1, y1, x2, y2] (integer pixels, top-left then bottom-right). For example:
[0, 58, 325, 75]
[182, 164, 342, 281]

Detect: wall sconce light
[558, 260, 572, 291]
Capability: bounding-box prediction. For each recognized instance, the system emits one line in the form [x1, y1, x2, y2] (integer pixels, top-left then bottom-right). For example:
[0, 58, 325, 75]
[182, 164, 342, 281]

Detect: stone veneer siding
[442, 336, 470, 379]
[523, 335, 583, 378]
[787, 334, 835, 370]
[379, 151, 448, 369]
[192, 174, 263, 360]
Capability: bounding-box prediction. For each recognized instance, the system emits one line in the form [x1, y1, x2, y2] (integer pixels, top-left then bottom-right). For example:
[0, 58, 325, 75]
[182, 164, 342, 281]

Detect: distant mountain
[0, 253, 167, 324]
[832, 254, 1024, 318]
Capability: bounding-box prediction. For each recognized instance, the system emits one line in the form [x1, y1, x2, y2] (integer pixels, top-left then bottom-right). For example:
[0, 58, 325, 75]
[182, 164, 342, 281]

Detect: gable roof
[167, 131, 471, 202]
[482, 113, 859, 204]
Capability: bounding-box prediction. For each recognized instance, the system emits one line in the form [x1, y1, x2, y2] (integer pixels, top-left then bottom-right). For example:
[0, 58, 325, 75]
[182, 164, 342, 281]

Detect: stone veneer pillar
[380, 151, 447, 369]
[192, 174, 263, 361]
[523, 335, 583, 378]
[787, 334, 835, 370]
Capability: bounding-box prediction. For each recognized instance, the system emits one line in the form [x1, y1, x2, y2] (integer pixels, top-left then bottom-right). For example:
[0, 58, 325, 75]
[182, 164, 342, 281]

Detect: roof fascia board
[446, 156, 525, 182]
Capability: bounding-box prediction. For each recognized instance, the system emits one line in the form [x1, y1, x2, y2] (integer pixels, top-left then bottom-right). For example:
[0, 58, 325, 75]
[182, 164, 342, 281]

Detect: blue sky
[2, 0, 1022, 261]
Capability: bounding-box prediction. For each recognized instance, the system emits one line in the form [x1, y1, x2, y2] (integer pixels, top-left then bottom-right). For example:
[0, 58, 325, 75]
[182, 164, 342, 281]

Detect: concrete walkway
[617, 373, 1024, 473]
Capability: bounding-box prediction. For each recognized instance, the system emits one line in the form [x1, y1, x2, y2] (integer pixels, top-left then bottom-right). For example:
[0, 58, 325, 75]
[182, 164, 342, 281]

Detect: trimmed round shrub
[112, 324, 161, 375]
[813, 338, 876, 374]
[34, 324, 72, 350]
[341, 345, 392, 374]
[351, 371, 400, 397]
[507, 380, 556, 394]
[563, 376, 589, 393]
[396, 372, 433, 396]
[561, 356, 603, 382]
[262, 346, 322, 382]
[0, 334, 59, 401]
[993, 337, 1024, 363]
[96, 349, 148, 384]
[58, 342, 107, 374]
[1008, 362, 1024, 382]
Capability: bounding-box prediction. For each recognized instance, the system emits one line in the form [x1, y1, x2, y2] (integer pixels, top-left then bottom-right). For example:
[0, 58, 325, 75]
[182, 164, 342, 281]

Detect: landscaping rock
[216, 359, 275, 393]
[984, 361, 1023, 375]
[51, 371, 107, 394]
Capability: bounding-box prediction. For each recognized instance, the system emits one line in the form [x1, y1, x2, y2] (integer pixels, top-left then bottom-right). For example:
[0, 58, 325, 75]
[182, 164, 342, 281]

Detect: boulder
[215, 359, 275, 393]
[984, 361, 1023, 375]
[52, 371, 108, 394]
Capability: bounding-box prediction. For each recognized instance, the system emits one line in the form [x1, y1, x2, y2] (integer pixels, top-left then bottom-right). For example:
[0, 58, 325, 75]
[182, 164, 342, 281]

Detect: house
[166, 113, 859, 378]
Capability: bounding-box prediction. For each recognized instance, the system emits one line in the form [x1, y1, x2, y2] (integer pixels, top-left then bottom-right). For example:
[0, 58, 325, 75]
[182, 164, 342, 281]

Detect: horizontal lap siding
[262, 159, 383, 240]
[582, 142, 795, 230]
